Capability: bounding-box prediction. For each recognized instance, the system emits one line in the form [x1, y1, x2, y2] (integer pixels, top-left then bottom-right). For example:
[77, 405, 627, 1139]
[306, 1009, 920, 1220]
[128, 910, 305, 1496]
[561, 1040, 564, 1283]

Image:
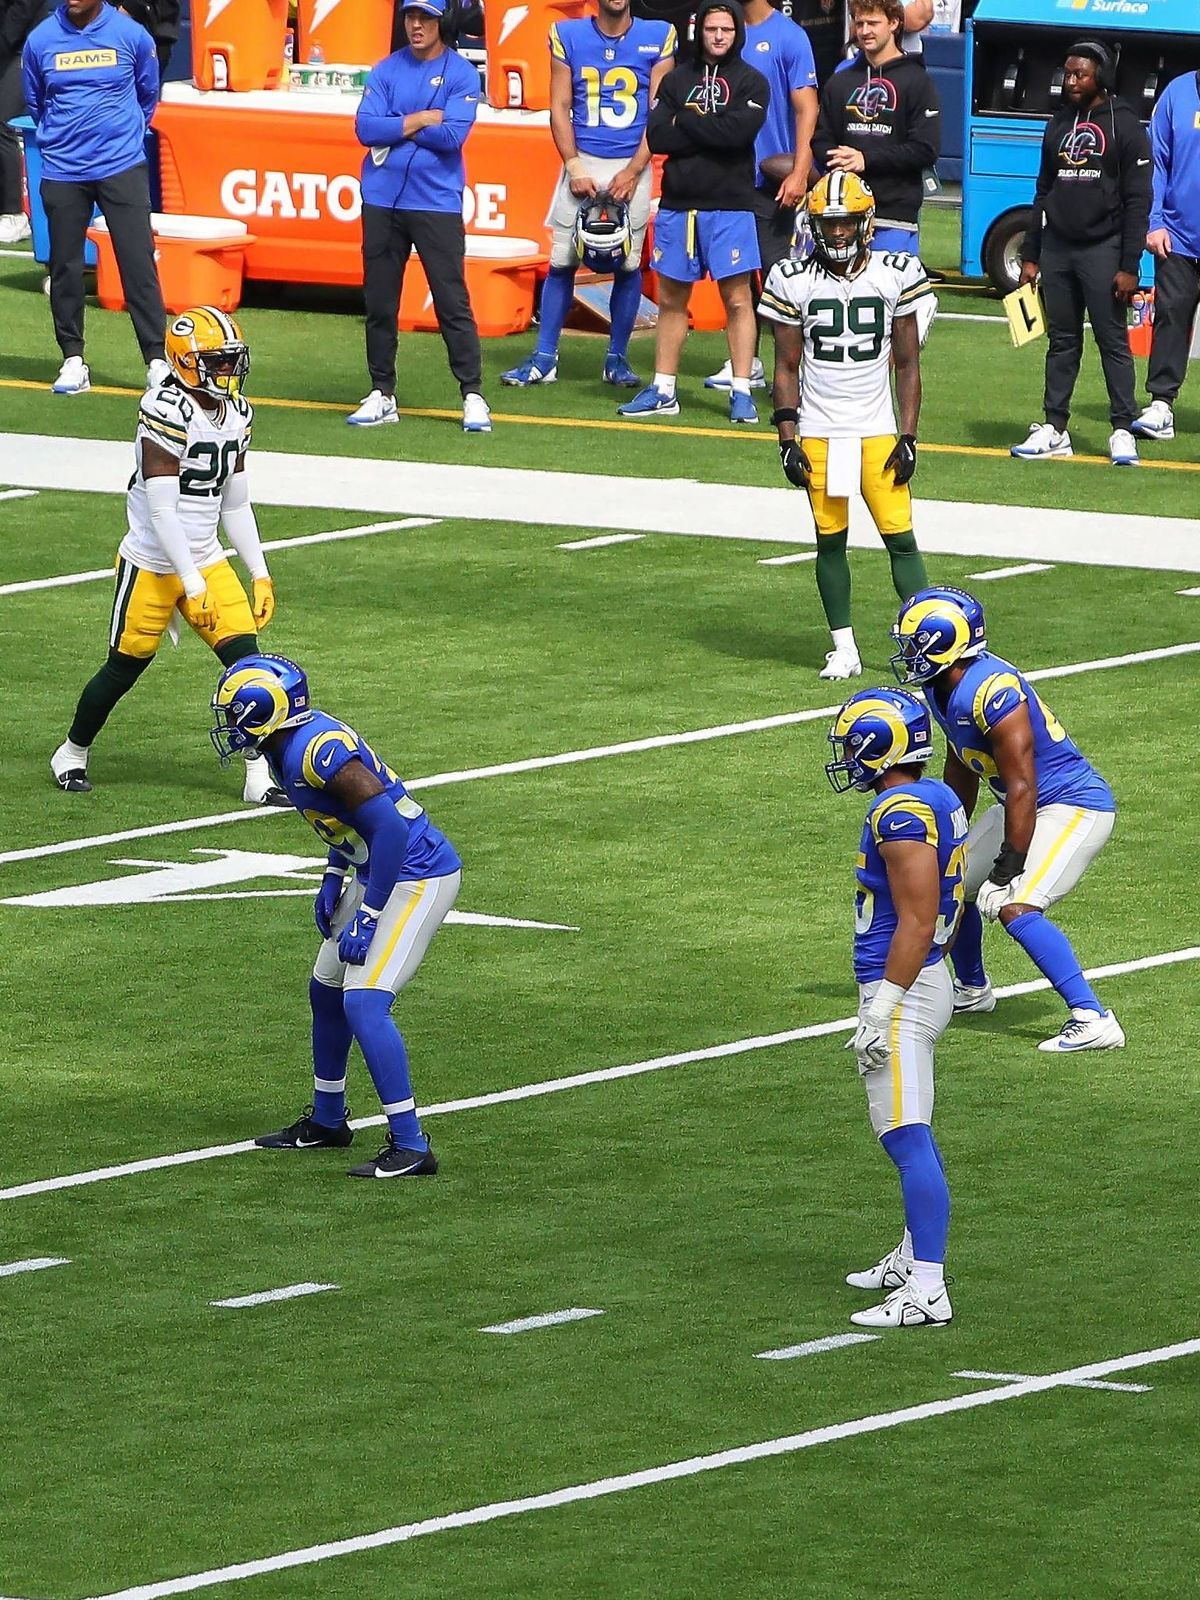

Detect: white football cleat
[1010, 422, 1071, 459]
[462, 392, 492, 433]
[1108, 427, 1140, 467]
[953, 980, 996, 1014]
[845, 1244, 911, 1291]
[850, 1280, 953, 1329]
[1131, 399, 1174, 440]
[819, 646, 862, 681]
[347, 389, 398, 427]
[704, 356, 766, 390]
[1037, 1007, 1125, 1053]
[145, 358, 172, 390]
[52, 356, 90, 395]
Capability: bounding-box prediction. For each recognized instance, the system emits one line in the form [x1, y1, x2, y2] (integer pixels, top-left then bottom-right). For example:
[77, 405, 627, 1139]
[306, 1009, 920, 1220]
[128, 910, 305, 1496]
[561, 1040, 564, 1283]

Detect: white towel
[825, 435, 861, 499]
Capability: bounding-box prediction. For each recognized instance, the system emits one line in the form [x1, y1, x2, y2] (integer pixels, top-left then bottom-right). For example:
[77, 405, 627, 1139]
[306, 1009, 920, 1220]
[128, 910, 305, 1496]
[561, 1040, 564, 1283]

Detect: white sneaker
[462, 392, 492, 433]
[52, 356, 90, 395]
[1132, 399, 1175, 440]
[0, 212, 32, 244]
[1010, 422, 1072, 459]
[1108, 428, 1139, 467]
[242, 753, 289, 807]
[145, 358, 171, 390]
[819, 646, 862, 681]
[845, 1244, 911, 1291]
[952, 980, 996, 1014]
[1037, 1007, 1125, 1053]
[704, 356, 766, 391]
[346, 389, 398, 427]
[850, 1280, 953, 1329]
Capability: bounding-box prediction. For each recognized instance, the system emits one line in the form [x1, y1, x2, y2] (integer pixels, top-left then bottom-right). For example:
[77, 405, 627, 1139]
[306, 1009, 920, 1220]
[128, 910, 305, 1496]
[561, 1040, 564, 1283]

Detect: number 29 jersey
[853, 777, 967, 984]
[549, 17, 676, 160]
[120, 382, 253, 575]
[758, 250, 934, 437]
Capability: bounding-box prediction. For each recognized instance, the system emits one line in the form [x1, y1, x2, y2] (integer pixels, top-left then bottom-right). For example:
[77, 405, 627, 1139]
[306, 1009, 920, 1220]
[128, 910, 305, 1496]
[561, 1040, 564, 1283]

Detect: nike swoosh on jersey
[1136, 159, 1150, 166]
[924, 108, 938, 117]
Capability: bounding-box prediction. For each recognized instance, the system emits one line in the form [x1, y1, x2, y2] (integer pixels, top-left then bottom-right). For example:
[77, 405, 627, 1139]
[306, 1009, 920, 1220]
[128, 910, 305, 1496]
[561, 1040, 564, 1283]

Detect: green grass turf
[2, 477, 1199, 1597]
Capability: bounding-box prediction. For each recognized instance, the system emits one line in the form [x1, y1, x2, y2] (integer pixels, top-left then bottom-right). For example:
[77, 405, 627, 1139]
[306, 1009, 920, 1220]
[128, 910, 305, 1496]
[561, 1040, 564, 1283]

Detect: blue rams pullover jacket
[1149, 70, 1200, 260]
[355, 45, 480, 213]
[23, 2, 158, 183]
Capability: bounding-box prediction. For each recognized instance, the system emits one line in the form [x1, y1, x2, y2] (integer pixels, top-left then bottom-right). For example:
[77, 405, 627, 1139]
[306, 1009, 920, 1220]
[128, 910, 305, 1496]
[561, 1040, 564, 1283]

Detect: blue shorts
[872, 224, 919, 254]
[653, 208, 761, 282]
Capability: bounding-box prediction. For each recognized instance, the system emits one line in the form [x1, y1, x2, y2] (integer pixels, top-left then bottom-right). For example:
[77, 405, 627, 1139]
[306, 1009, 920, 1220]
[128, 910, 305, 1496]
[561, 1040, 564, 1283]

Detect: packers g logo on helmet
[890, 586, 987, 686]
[210, 654, 311, 762]
[165, 305, 250, 399]
[826, 687, 933, 793]
[807, 172, 875, 268]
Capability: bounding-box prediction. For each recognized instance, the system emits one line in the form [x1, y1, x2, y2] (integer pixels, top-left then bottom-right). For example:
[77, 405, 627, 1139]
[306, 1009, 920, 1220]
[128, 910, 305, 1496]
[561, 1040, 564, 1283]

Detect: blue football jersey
[853, 777, 967, 984]
[267, 711, 461, 880]
[743, 10, 817, 189]
[927, 652, 1114, 812]
[549, 17, 676, 159]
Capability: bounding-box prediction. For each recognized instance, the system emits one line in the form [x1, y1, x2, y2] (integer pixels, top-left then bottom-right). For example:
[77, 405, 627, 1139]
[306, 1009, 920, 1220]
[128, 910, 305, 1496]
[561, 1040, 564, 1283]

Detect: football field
[2, 219, 1199, 1599]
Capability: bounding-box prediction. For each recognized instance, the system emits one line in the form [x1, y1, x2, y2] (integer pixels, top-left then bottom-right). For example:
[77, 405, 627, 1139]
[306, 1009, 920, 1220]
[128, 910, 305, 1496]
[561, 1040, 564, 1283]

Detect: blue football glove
[338, 907, 379, 965]
[314, 870, 346, 940]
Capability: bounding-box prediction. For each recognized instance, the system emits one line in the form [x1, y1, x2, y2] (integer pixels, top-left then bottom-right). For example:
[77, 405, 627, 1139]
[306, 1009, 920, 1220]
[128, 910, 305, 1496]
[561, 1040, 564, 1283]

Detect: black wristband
[990, 841, 1028, 887]
[771, 407, 799, 427]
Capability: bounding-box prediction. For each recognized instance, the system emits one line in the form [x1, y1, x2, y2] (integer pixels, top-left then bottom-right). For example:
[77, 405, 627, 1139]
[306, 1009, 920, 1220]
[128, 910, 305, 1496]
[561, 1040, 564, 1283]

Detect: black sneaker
[259, 785, 291, 808]
[54, 768, 92, 793]
[347, 1132, 438, 1178]
[255, 1106, 354, 1149]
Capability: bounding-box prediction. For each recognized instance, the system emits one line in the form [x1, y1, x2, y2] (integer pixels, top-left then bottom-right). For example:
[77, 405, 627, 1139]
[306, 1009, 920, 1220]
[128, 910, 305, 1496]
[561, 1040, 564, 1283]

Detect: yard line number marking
[0, 1256, 70, 1277]
[755, 1333, 879, 1360]
[210, 1283, 339, 1309]
[72, 1335, 1200, 1600]
[480, 1308, 605, 1334]
[2, 944, 1196, 1206]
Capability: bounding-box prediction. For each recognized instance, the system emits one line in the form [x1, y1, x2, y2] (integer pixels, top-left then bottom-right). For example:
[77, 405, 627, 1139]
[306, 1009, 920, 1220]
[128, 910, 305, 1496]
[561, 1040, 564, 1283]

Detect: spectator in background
[786, 0, 843, 89]
[704, 0, 817, 393]
[0, 0, 52, 243]
[814, 0, 940, 255]
[22, 0, 167, 393]
[121, 0, 181, 87]
[1011, 42, 1151, 468]
[1132, 68, 1200, 444]
[348, 0, 491, 434]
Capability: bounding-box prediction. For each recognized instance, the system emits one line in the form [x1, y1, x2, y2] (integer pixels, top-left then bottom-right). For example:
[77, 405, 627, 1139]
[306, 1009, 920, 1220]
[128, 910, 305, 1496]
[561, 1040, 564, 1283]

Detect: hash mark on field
[210, 1283, 338, 1309]
[966, 563, 1054, 582]
[1178, 587, 1200, 597]
[755, 1333, 879, 1360]
[0, 487, 38, 502]
[480, 1308, 605, 1334]
[757, 552, 818, 566]
[557, 533, 644, 550]
[70, 1336, 1200, 1600]
[0, 1256, 69, 1277]
[954, 1368, 1153, 1394]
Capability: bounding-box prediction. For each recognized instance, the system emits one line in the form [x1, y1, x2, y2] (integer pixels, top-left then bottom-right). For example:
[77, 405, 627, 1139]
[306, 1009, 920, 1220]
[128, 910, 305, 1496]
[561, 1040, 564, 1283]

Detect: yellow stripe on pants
[365, 879, 428, 988]
[1020, 807, 1086, 900]
[890, 1008, 904, 1130]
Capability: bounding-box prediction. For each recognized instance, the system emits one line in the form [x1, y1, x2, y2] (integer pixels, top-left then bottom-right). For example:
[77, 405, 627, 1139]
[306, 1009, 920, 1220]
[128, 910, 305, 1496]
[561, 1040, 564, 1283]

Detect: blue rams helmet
[890, 585, 987, 686]
[573, 193, 633, 274]
[826, 687, 934, 794]
[210, 653, 312, 761]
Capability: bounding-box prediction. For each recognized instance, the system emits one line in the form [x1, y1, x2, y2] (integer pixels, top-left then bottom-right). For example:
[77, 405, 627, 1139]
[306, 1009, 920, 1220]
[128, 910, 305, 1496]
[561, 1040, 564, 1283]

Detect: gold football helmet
[807, 172, 876, 268]
[165, 305, 250, 399]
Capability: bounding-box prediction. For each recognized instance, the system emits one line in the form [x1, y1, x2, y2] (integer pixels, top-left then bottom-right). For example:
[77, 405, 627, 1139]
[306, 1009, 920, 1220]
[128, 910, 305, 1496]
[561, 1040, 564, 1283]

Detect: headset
[1068, 39, 1116, 93]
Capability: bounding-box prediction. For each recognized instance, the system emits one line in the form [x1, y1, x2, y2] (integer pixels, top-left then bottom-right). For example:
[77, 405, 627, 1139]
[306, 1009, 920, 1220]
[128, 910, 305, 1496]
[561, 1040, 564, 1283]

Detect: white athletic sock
[910, 1258, 945, 1295]
[899, 1229, 915, 1264]
[62, 738, 90, 766]
[731, 377, 751, 396]
[653, 372, 677, 400]
[831, 626, 858, 654]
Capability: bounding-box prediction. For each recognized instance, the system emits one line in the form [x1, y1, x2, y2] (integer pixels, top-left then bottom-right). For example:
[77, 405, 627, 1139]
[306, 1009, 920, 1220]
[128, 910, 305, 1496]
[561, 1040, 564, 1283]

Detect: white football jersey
[120, 383, 254, 575]
[758, 250, 935, 437]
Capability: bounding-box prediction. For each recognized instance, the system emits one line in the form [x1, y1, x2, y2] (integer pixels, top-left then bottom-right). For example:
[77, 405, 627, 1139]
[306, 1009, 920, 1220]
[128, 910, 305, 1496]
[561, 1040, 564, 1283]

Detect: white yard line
[0, 1256, 69, 1277]
[480, 1308, 604, 1334]
[757, 552, 818, 567]
[72, 1335, 1200, 1600]
[557, 534, 644, 550]
[2, 637, 1198, 873]
[210, 1283, 338, 1309]
[953, 1369, 1152, 1395]
[966, 563, 1054, 582]
[754, 1333, 878, 1360]
[2, 944, 1195, 1206]
[0, 519, 436, 598]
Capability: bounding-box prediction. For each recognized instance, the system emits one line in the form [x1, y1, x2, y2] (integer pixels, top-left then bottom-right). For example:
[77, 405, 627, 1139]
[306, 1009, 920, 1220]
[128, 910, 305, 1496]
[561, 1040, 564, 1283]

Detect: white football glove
[976, 878, 1014, 923]
[846, 980, 906, 1073]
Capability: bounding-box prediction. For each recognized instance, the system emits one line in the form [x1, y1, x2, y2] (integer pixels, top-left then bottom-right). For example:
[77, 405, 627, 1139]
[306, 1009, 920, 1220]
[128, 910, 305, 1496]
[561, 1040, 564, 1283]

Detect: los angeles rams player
[828, 686, 963, 1328]
[50, 306, 282, 805]
[892, 586, 1123, 1053]
[211, 654, 462, 1178]
[759, 173, 933, 682]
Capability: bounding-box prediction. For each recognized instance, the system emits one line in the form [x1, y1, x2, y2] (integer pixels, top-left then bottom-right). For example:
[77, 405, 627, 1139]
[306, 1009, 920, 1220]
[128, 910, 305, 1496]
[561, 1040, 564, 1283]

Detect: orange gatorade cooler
[297, 0, 394, 67]
[192, 0, 290, 91]
[485, 0, 588, 111]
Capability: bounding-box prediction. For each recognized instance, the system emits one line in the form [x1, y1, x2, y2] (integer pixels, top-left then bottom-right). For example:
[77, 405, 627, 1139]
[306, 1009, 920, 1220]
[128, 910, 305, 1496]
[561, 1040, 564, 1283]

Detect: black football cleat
[348, 1133, 438, 1179]
[54, 768, 92, 793]
[255, 1106, 354, 1149]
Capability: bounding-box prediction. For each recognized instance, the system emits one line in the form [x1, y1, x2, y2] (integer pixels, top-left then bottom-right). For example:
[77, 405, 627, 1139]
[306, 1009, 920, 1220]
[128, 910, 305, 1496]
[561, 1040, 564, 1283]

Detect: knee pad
[342, 986, 394, 1036]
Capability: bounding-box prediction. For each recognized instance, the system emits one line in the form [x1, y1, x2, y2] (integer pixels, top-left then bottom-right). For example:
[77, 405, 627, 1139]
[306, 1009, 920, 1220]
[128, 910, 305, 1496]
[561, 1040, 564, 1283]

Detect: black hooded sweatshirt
[813, 49, 940, 228]
[1022, 95, 1151, 276]
[646, 0, 769, 213]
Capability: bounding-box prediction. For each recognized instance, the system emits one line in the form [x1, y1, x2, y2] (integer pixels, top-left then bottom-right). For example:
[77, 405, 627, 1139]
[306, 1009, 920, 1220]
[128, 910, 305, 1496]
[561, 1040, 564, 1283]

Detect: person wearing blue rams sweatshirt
[1132, 69, 1200, 445]
[348, 0, 490, 435]
[23, 0, 167, 395]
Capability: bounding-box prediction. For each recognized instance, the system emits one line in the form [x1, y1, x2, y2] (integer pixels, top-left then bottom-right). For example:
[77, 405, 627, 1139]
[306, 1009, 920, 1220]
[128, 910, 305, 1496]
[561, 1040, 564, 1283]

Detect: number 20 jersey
[854, 777, 967, 984]
[120, 382, 253, 575]
[758, 250, 934, 436]
[549, 17, 676, 160]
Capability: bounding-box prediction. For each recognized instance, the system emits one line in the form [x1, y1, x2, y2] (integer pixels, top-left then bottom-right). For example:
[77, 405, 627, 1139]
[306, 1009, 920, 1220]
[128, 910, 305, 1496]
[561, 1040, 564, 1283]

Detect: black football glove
[779, 439, 813, 490]
[884, 434, 918, 486]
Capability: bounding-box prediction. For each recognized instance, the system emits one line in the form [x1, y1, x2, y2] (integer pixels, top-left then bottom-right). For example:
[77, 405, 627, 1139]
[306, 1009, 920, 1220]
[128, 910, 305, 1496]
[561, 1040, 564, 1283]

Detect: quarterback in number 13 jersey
[549, 16, 677, 160]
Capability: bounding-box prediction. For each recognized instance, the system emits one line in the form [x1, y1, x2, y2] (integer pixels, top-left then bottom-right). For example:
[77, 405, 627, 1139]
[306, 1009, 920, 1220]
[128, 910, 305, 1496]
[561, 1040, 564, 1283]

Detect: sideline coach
[23, 0, 167, 394]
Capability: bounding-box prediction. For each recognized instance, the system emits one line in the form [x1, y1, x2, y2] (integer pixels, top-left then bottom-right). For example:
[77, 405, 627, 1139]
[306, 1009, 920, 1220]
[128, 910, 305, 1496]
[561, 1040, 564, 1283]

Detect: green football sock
[68, 651, 152, 747]
[815, 528, 852, 631]
[215, 634, 259, 669]
[885, 529, 928, 604]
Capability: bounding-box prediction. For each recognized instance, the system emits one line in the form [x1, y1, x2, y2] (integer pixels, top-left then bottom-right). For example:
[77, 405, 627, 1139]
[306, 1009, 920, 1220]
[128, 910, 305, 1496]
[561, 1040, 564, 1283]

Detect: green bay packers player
[50, 306, 283, 804]
[759, 172, 933, 682]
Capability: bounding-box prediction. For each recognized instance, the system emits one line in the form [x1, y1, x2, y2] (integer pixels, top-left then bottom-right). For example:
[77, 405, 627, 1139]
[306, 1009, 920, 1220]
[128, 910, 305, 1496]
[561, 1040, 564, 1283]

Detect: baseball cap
[404, 0, 445, 15]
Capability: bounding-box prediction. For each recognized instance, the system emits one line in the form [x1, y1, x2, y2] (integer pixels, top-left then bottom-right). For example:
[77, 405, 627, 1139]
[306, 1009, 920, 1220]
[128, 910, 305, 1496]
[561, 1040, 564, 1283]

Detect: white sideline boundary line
[2, 944, 1196, 1206]
[480, 1308, 604, 1334]
[3, 637, 1199, 872]
[73, 1335, 1200, 1600]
